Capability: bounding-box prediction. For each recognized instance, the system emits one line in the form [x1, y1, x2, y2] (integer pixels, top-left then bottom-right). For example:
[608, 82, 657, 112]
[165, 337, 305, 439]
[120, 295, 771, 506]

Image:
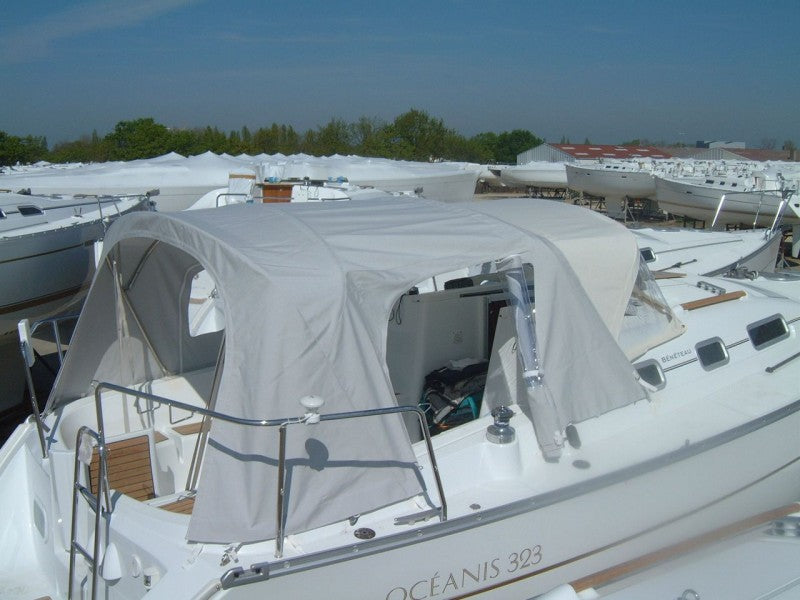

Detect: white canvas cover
[469, 199, 639, 338]
[46, 197, 648, 543]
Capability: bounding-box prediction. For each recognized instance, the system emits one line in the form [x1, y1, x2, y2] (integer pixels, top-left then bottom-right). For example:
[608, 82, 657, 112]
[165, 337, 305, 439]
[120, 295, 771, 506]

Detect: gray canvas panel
[45, 196, 650, 542]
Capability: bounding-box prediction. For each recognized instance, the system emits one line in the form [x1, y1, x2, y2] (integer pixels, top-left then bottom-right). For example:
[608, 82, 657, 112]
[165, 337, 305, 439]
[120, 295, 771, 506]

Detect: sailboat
[654, 171, 800, 227]
[2, 197, 800, 599]
[0, 191, 154, 337]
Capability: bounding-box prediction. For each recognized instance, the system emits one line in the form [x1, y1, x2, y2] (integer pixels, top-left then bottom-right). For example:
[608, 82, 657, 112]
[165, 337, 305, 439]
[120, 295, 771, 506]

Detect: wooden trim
[159, 497, 196, 515]
[571, 502, 800, 592]
[680, 290, 746, 311]
[652, 271, 686, 279]
[173, 422, 204, 436]
[258, 182, 294, 203]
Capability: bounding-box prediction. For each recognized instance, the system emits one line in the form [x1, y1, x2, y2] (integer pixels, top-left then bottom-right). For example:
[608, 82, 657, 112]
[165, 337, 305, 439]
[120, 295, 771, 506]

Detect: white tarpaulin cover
[0, 151, 481, 210]
[46, 196, 648, 543]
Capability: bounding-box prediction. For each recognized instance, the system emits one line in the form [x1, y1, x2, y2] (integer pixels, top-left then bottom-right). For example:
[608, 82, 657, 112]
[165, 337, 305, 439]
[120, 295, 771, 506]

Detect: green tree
[195, 126, 228, 154]
[227, 130, 244, 154]
[384, 109, 454, 161]
[305, 118, 354, 156]
[106, 118, 171, 160]
[6, 110, 551, 166]
[241, 126, 253, 152]
[167, 128, 201, 156]
[469, 132, 499, 162]
[49, 131, 109, 163]
[493, 130, 543, 164]
[0, 131, 48, 165]
[351, 116, 390, 157]
[442, 131, 491, 162]
[253, 123, 301, 155]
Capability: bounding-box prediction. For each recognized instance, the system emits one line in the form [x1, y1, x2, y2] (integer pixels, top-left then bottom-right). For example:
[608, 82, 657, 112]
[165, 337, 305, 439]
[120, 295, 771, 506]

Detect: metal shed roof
[518, 143, 672, 164]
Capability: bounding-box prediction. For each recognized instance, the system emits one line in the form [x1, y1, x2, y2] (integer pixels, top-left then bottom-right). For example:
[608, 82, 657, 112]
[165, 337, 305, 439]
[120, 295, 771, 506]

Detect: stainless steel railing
[711, 185, 797, 232]
[91, 381, 447, 559]
[19, 314, 80, 458]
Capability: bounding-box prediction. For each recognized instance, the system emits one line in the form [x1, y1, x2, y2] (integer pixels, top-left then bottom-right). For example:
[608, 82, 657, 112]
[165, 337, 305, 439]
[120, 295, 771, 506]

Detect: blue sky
[1, 0, 798, 149]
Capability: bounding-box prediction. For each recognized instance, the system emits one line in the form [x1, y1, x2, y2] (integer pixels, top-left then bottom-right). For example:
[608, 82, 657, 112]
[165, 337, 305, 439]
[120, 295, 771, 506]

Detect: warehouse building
[516, 143, 671, 164]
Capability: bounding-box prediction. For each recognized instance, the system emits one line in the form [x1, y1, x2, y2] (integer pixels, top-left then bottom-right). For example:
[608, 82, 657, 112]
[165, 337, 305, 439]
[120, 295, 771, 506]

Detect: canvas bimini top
[46, 196, 671, 543]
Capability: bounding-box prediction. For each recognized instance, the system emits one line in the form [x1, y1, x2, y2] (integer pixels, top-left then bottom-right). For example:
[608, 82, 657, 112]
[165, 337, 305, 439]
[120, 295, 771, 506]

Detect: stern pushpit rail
[68, 382, 446, 595]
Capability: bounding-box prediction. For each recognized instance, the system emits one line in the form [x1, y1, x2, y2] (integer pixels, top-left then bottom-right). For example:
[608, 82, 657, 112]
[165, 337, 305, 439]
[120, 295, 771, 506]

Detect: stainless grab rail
[19, 313, 80, 458]
[92, 381, 447, 558]
[710, 185, 795, 231]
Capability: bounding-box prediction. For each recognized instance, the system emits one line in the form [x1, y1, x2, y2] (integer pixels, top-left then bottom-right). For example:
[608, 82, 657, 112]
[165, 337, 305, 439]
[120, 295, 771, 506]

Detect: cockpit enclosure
[618, 255, 686, 360]
[44, 197, 650, 544]
[46, 238, 224, 406]
[387, 248, 654, 459]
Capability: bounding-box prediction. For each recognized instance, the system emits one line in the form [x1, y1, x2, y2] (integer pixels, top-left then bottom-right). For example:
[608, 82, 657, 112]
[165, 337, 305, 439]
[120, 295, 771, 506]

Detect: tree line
[0, 109, 543, 167]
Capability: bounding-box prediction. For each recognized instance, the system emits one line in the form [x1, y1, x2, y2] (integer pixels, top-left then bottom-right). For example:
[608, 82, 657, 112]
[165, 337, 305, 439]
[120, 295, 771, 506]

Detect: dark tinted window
[635, 360, 666, 390]
[747, 315, 789, 350]
[696, 338, 729, 370]
[640, 247, 656, 263]
[18, 205, 44, 216]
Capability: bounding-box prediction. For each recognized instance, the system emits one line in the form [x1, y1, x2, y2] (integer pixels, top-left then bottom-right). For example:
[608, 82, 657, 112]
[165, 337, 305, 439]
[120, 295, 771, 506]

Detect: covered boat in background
[0, 152, 481, 211]
[0, 153, 237, 212]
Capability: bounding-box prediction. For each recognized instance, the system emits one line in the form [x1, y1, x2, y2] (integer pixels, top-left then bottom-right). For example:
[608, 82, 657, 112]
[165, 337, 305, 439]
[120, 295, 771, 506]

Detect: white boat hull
[500, 163, 568, 189]
[3, 396, 799, 600]
[655, 176, 798, 226]
[0, 196, 150, 336]
[566, 165, 656, 199]
[0, 223, 95, 337]
[209, 404, 800, 599]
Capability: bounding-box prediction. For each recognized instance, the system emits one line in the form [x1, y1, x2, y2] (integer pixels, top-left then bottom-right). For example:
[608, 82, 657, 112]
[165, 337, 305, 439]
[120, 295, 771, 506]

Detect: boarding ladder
[67, 425, 113, 600]
[64, 381, 449, 594]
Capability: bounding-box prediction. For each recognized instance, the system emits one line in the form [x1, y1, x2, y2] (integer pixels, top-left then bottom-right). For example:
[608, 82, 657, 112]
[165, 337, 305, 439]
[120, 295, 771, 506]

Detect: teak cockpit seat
[88, 433, 157, 501]
[158, 496, 196, 514]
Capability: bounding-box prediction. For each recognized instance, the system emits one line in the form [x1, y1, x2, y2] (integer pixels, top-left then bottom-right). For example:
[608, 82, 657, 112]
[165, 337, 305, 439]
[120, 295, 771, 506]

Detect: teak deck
[159, 496, 196, 514]
[89, 435, 155, 502]
[88, 430, 201, 514]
